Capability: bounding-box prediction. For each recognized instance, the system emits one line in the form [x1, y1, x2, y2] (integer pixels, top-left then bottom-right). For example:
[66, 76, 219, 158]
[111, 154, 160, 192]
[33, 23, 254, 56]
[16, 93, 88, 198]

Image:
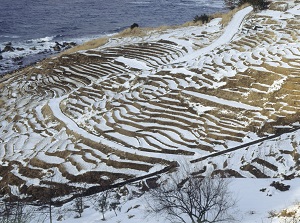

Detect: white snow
[116, 57, 152, 70]
[183, 90, 262, 111]
[50, 178, 300, 223]
[174, 6, 253, 64]
[1, 2, 300, 223]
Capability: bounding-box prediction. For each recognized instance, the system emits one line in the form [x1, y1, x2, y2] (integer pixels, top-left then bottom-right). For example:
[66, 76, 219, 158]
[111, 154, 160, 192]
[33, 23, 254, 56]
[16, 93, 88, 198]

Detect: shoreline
[0, 33, 109, 76]
[0, 5, 232, 77]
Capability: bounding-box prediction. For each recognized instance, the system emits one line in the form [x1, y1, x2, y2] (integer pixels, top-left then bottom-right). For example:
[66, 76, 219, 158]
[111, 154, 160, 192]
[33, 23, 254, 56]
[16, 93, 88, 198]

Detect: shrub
[194, 14, 210, 24]
[280, 209, 296, 218]
[238, 0, 270, 11]
[270, 181, 290, 191]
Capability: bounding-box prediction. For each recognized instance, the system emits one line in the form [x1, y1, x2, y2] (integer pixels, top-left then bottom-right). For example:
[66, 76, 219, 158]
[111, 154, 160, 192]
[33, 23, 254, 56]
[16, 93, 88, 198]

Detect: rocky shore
[0, 40, 77, 75]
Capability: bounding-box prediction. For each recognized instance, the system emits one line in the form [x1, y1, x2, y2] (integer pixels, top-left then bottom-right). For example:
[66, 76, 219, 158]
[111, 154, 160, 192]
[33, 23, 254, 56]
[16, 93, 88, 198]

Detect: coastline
[0, 34, 109, 76]
[0, 4, 231, 77]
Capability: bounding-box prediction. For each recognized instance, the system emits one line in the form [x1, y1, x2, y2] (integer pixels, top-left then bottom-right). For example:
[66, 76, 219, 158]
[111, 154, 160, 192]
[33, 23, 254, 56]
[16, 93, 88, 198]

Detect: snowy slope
[49, 178, 300, 223]
[0, 1, 300, 222]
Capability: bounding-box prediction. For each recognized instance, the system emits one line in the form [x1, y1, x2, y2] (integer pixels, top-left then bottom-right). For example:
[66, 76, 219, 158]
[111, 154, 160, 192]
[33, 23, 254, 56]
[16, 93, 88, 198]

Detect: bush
[270, 181, 290, 191]
[238, 0, 270, 11]
[194, 14, 210, 24]
[224, 0, 239, 9]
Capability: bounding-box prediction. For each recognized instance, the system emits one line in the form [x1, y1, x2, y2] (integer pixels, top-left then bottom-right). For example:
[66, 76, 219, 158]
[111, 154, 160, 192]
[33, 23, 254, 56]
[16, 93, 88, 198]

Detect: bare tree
[41, 173, 57, 223]
[95, 189, 121, 220]
[74, 195, 84, 218]
[73, 184, 88, 218]
[0, 198, 13, 223]
[0, 198, 34, 223]
[97, 190, 111, 221]
[109, 193, 121, 217]
[46, 182, 55, 223]
[148, 174, 235, 223]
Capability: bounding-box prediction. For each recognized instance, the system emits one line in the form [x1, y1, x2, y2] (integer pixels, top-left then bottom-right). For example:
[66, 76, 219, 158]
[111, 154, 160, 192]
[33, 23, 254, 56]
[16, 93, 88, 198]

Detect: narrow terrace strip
[182, 90, 262, 111]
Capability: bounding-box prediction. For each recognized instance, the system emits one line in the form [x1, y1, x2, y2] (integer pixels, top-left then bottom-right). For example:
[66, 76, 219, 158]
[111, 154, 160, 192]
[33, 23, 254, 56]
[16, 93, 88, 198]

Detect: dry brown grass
[269, 2, 289, 11]
[212, 3, 250, 26]
[262, 62, 291, 75]
[286, 19, 300, 25]
[60, 37, 109, 55]
[66, 25, 177, 55]
[263, 19, 280, 25]
[30, 157, 57, 169]
[45, 150, 71, 159]
[181, 19, 210, 27]
[59, 4, 250, 55]
[114, 27, 149, 38]
[113, 25, 180, 38]
[41, 104, 53, 119]
[111, 4, 250, 37]
[60, 27, 165, 56]
[279, 209, 296, 218]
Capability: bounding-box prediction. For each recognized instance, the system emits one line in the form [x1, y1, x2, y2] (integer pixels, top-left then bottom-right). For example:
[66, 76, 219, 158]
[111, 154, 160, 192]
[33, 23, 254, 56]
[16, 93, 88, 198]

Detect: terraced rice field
[0, 3, 300, 200]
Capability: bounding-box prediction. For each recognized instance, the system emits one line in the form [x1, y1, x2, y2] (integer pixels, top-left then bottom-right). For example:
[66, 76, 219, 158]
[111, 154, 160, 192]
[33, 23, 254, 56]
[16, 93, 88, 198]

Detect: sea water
[0, 0, 226, 74]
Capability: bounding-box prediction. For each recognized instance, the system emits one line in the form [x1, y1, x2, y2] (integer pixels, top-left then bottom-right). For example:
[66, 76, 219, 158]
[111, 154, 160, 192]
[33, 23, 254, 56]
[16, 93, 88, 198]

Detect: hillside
[0, 1, 300, 221]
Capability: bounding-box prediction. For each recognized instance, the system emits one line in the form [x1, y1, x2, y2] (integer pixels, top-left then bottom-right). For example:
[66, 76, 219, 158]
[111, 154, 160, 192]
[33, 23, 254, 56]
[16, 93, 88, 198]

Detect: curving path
[174, 6, 253, 63]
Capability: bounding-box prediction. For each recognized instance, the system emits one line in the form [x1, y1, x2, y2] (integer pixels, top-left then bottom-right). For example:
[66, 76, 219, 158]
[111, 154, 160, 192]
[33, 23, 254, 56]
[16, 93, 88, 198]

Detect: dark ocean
[0, 0, 226, 74]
